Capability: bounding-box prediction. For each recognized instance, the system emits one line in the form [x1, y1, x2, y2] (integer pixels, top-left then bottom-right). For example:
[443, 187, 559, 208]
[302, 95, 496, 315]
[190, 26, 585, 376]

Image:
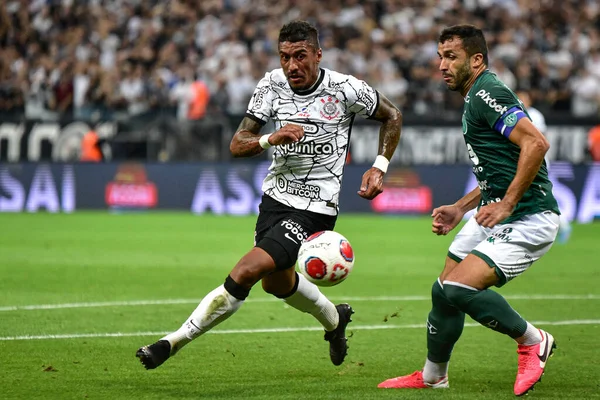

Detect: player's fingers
[431, 207, 446, 218]
[479, 214, 494, 228]
[286, 131, 301, 142]
[433, 213, 445, 223]
[366, 179, 383, 198]
[475, 210, 485, 225]
[360, 188, 375, 199]
[360, 183, 381, 200]
[357, 189, 369, 199]
[359, 178, 369, 193]
[432, 226, 446, 236]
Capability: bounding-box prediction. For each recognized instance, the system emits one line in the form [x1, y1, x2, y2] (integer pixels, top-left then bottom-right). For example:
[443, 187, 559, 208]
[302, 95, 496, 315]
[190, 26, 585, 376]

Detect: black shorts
[255, 195, 337, 270]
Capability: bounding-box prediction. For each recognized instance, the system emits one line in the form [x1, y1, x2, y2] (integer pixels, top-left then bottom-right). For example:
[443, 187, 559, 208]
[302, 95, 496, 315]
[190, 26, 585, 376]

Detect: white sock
[162, 284, 244, 353]
[282, 273, 339, 331]
[515, 322, 542, 345]
[423, 358, 448, 383]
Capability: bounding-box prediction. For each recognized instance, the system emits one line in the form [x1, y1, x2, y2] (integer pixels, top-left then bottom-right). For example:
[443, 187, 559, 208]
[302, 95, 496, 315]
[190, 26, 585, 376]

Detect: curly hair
[278, 20, 320, 50]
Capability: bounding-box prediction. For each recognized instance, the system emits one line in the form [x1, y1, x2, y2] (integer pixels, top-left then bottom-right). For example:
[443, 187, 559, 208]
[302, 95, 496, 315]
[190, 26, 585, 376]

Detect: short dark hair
[439, 24, 488, 65]
[278, 20, 320, 50]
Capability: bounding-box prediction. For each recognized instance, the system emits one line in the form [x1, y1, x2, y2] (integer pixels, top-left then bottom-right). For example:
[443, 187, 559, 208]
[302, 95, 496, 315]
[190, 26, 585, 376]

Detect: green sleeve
[471, 84, 522, 130]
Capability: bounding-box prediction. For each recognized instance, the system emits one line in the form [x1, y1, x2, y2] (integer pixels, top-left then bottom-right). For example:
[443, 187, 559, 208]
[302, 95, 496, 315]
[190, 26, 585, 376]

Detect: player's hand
[431, 204, 464, 235]
[357, 167, 384, 200]
[475, 201, 513, 228]
[269, 124, 304, 146]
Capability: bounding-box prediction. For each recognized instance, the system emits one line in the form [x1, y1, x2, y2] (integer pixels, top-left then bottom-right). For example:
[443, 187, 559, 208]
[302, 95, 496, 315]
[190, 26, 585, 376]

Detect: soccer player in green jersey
[378, 25, 560, 396]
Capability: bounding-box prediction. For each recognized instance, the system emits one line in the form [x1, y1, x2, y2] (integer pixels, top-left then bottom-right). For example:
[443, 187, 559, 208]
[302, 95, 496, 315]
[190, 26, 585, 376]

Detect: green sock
[427, 280, 466, 363]
[443, 283, 527, 338]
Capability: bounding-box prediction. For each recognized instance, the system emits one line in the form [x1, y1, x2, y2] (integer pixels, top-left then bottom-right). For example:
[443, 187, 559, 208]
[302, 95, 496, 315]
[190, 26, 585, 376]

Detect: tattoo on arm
[371, 93, 402, 161]
[230, 117, 266, 158]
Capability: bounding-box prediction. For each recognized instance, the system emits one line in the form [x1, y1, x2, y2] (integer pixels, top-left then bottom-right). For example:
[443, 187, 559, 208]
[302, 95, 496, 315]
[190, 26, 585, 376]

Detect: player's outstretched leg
[136, 276, 248, 369]
[514, 329, 557, 396]
[379, 280, 460, 389]
[279, 273, 353, 365]
[442, 282, 557, 395]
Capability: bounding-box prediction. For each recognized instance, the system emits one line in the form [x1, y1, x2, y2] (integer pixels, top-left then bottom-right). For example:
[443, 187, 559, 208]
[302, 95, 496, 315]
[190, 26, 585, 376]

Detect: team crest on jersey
[320, 97, 340, 120]
[504, 112, 518, 127]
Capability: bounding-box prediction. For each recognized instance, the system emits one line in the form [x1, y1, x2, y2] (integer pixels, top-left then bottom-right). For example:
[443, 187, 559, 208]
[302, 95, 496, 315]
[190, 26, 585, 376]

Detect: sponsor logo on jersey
[475, 89, 508, 114]
[297, 107, 311, 118]
[280, 120, 318, 133]
[251, 86, 270, 111]
[477, 179, 489, 190]
[357, 87, 375, 110]
[277, 176, 321, 199]
[320, 97, 340, 120]
[278, 134, 334, 155]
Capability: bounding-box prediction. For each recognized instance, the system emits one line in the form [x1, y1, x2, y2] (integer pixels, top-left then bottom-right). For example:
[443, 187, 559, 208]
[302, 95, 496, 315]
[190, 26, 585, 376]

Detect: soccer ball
[297, 230, 354, 287]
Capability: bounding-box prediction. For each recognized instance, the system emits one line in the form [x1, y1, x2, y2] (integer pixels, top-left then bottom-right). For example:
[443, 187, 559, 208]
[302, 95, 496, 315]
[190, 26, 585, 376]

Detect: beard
[448, 61, 472, 92]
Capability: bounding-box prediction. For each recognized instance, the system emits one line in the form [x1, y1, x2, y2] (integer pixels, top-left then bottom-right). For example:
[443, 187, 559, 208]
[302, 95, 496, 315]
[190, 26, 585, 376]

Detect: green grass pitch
[0, 212, 599, 399]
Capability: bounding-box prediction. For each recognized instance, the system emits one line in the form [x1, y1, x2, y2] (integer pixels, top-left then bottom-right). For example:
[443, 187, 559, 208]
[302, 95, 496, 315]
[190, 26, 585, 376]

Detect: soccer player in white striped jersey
[136, 20, 402, 370]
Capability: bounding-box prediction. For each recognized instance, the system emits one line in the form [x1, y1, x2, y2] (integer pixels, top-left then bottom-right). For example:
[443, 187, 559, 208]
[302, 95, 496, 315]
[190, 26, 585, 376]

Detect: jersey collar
[465, 69, 491, 102]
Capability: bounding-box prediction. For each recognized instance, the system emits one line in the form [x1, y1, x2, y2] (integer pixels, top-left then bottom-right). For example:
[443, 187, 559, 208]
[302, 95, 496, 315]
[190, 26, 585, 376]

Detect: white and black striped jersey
[246, 67, 379, 216]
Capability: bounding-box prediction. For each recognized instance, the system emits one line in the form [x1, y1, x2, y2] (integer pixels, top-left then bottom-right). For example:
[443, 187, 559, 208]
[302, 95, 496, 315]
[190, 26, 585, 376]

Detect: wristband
[259, 134, 272, 149]
[372, 155, 390, 173]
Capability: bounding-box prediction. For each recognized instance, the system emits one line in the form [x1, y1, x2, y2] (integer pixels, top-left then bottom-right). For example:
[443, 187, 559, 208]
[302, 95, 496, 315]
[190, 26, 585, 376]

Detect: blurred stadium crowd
[1, 0, 600, 121]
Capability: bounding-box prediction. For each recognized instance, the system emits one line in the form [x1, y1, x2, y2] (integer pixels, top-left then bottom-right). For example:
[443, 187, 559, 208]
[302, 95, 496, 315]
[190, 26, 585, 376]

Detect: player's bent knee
[431, 279, 448, 304]
[442, 283, 477, 309]
[261, 269, 297, 297]
[443, 254, 499, 289]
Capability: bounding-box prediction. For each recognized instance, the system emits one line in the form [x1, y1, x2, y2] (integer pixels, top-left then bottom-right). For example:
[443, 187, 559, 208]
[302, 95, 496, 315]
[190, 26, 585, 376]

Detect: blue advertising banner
[1, 162, 599, 223]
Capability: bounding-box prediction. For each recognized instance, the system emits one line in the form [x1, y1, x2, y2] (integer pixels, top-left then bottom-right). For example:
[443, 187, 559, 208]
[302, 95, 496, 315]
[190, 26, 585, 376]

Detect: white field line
[2, 319, 600, 341]
[1, 294, 599, 312]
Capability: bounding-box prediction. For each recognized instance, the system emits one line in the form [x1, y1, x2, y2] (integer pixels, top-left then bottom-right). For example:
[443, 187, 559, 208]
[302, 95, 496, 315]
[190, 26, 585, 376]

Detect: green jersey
[462, 70, 559, 222]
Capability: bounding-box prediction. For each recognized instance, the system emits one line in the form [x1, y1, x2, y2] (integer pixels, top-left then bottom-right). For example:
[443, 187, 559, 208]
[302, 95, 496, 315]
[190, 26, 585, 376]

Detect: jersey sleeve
[472, 84, 524, 137]
[343, 75, 379, 118]
[245, 72, 275, 125]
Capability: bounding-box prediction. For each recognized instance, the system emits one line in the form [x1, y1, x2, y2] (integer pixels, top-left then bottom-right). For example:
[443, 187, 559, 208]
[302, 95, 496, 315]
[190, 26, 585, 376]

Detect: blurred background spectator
[0, 0, 600, 121]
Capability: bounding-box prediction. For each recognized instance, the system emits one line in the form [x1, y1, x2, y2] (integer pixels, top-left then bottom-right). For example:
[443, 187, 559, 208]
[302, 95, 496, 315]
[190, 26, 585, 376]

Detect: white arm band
[372, 155, 390, 173]
[258, 134, 272, 149]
